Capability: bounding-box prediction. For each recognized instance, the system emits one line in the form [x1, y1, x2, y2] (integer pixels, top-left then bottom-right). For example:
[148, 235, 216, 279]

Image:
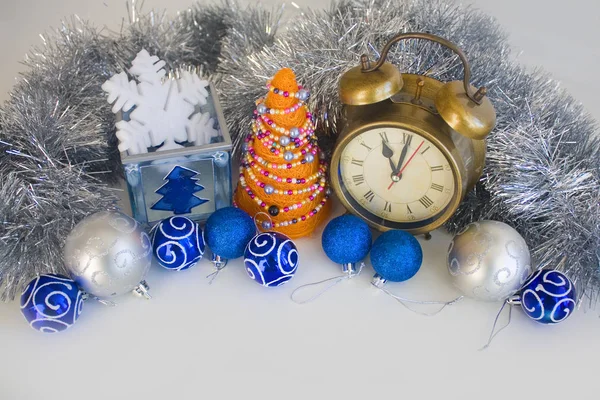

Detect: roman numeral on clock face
[352, 174, 365, 185]
[419, 195, 434, 208]
[384, 201, 392, 212]
[363, 190, 375, 202]
[420, 146, 430, 155]
[379, 131, 389, 142]
[406, 204, 413, 214]
[431, 183, 444, 192]
[351, 158, 364, 167]
[360, 142, 372, 151]
[430, 165, 443, 172]
[403, 132, 413, 145]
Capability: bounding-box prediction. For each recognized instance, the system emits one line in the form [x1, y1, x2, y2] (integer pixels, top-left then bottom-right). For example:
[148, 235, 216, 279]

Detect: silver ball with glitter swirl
[63, 211, 153, 300]
[447, 220, 532, 302]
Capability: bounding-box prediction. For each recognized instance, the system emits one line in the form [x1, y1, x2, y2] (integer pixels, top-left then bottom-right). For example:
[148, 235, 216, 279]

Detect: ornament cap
[371, 274, 387, 288]
[435, 80, 496, 140]
[506, 293, 522, 306]
[211, 254, 228, 269]
[339, 61, 403, 105]
[132, 280, 152, 300]
[341, 262, 358, 276]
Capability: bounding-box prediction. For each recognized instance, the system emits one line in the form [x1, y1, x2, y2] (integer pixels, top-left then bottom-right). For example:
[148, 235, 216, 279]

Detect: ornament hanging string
[206, 264, 226, 285]
[374, 285, 464, 317]
[290, 263, 364, 304]
[479, 299, 513, 351]
[76, 291, 117, 307]
[87, 294, 117, 307]
[253, 211, 273, 233]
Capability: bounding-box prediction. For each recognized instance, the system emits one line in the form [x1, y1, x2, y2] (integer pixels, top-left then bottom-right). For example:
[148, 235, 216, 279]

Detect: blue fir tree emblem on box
[102, 49, 232, 225]
[151, 166, 209, 214]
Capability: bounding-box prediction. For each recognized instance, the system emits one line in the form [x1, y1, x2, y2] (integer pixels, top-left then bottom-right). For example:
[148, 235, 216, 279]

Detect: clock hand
[387, 140, 425, 190]
[381, 139, 396, 173]
[394, 142, 410, 177]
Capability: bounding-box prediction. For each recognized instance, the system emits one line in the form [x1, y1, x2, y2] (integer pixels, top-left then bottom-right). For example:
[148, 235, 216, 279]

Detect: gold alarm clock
[331, 32, 496, 235]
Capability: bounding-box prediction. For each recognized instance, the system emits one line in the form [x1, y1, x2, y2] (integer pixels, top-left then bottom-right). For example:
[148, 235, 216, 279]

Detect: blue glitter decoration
[152, 216, 205, 271]
[20, 274, 84, 333]
[151, 165, 209, 214]
[518, 269, 577, 324]
[321, 215, 372, 264]
[244, 232, 299, 287]
[370, 230, 423, 282]
[204, 207, 256, 259]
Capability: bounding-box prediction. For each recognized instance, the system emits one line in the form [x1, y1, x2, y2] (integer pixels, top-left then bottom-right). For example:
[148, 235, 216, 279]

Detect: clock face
[339, 127, 456, 228]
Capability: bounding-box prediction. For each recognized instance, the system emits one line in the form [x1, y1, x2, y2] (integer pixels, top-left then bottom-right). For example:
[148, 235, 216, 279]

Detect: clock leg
[424, 232, 432, 241]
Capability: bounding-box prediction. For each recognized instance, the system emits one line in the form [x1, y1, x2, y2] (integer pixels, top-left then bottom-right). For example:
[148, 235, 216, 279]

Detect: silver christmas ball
[447, 220, 531, 302]
[257, 103, 267, 114]
[305, 153, 315, 163]
[283, 151, 294, 162]
[279, 135, 291, 146]
[64, 211, 152, 299]
[264, 184, 274, 195]
[297, 89, 310, 101]
[289, 127, 300, 138]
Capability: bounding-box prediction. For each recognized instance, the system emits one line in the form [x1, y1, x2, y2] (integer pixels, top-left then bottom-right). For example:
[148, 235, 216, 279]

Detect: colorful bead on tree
[235, 68, 331, 238]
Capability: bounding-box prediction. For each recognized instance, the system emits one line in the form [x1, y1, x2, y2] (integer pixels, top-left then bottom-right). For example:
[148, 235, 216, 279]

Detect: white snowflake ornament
[189, 112, 218, 146]
[102, 49, 215, 155]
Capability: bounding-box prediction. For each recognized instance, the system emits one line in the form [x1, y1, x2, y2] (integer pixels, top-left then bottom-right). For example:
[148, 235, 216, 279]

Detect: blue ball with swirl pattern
[244, 232, 299, 287]
[518, 269, 577, 324]
[20, 274, 84, 333]
[152, 216, 205, 271]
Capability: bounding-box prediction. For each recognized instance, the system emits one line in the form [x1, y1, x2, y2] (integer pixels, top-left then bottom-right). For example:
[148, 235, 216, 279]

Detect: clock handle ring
[361, 32, 486, 105]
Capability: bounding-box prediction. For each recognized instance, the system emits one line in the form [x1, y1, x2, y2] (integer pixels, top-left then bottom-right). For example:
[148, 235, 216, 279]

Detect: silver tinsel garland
[1, 0, 599, 304]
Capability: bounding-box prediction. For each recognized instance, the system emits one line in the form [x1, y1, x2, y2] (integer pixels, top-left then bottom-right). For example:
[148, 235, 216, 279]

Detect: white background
[0, 1, 599, 399]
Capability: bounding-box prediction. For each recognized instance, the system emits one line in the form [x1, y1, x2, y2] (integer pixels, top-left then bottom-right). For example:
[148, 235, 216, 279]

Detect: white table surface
[1, 1, 599, 399]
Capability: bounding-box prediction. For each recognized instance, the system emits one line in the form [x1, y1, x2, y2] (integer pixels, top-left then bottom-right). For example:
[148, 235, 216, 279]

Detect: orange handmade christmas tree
[235, 68, 331, 239]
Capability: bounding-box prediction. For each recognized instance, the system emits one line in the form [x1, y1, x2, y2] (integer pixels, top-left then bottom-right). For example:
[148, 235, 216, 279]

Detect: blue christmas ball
[204, 207, 256, 259]
[152, 216, 205, 271]
[370, 230, 423, 282]
[20, 274, 84, 333]
[321, 215, 372, 264]
[244, 232, 299, 287]
[519, 269, 577, 324]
